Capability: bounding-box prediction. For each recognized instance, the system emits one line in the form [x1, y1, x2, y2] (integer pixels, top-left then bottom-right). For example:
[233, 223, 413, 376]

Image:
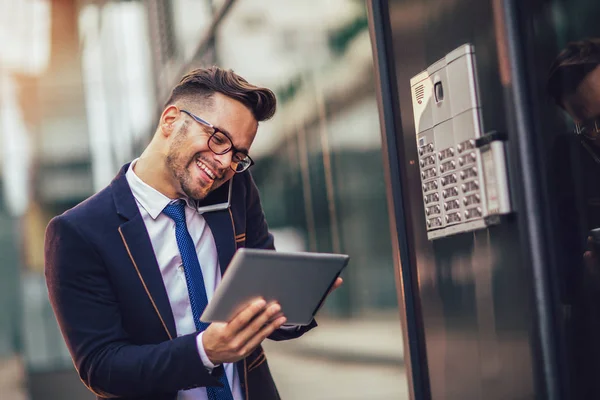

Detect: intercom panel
[410, 44, 512, 240]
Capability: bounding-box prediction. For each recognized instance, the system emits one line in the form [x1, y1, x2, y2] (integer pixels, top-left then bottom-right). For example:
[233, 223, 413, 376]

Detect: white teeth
[196, 160, 215, 179]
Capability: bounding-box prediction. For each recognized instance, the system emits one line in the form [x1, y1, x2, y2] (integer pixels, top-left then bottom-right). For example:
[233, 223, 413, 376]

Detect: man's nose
[212, 150, 233, 169]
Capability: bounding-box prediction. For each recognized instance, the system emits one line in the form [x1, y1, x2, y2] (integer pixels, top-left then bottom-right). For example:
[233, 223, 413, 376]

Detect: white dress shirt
[125, 160, 243, 400]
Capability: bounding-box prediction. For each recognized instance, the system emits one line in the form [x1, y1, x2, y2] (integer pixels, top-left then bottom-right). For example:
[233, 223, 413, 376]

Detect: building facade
[0, 0, 402, 398]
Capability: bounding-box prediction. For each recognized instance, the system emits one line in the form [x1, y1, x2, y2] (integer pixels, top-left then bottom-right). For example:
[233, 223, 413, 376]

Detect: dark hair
[165, 66, 277, 122]
[547, 38, 600, 107]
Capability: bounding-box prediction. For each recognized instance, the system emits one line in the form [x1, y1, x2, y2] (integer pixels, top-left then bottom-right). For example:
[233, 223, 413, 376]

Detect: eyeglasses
[180, 109, 254, 173]
[575, 117, 600, 141]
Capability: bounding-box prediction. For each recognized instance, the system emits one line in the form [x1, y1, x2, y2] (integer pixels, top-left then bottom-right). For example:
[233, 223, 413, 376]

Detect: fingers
[235, 302, 285, 346]
[332, 277, 343, 291]
[584, 250, 594, 266]
[216, 302, 285, 362]
[227, 298, 267, 333]
[325, 277, 344, 298]
[242, 315, 287, 353]
[203, 298, 288, 364]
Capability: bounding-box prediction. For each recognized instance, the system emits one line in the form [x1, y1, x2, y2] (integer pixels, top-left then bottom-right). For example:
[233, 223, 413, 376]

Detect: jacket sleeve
[44, 215, 224, 398]
[243, 172, 318, 341]
[549, 136, 586, 305]
[244, 171, 275, 251]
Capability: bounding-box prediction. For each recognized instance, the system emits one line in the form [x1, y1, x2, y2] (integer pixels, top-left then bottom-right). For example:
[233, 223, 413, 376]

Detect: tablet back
[201, 248, 349, 325]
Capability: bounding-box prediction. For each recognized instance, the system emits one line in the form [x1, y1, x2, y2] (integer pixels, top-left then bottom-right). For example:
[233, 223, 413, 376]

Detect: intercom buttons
[423, 180, 438, 193]
[460, 167, 478, 181]
[444, 199, 460, 211]
[445, 212, 461, 224]
[419, 143, 435, 156]
[441, 173, 457, 187]
[421, 167, 437, 180]
[440, 160, 456, 174]
[427, 217, 443, 229]
[457, 139, 476, 154]
[442, 186, 459, 199]
[466, 152, 477, 164]
[464, 207, 483, 220]
[463, 193, 481, 206]
[420, 155, 435, 168]
[438, 148, 454, 161]
[424, 193, 440, 204]
[461, 180, 479, 193]
[459, 152, 477, 167]
[426, 205, 441, 216]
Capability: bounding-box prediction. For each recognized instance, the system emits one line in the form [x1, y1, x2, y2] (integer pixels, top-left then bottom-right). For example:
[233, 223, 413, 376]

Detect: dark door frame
[493, 1, 562, 398]
[366, 1, 431, 399]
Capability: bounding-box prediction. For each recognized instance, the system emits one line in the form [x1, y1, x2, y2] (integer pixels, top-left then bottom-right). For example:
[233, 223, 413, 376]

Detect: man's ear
[160, 105, 179, 137]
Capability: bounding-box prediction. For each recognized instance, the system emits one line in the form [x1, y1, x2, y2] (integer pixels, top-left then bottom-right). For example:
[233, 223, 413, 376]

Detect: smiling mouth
[195, 158, 217, 180]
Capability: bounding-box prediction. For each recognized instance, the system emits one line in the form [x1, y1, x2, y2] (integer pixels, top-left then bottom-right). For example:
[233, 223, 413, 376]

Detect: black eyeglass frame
[180, 109, 255, 173]
[575, 118, 600, 141]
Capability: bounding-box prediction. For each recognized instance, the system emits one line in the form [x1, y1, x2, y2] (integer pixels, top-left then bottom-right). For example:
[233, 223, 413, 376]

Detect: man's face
[165, 92, 258, 200]
[563, 65, 600, 135]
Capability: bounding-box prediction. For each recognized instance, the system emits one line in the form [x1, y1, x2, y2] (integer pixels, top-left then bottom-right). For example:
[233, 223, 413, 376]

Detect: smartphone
[196, 179, 232, 213]
[589, 227, 600, 253]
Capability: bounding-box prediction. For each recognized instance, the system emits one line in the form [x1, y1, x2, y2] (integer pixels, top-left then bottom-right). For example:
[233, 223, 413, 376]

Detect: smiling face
[163, 92, 258, 200]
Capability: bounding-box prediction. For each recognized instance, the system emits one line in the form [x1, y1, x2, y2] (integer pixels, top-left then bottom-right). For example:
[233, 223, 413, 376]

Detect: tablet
[200, 248, 350, 325]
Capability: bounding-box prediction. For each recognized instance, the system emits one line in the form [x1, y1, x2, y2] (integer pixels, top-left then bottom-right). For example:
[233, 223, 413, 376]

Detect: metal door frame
[366, 1, 431, 399]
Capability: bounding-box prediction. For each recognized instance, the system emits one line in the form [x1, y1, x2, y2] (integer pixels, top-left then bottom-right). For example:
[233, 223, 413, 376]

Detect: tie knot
[162, 201, 186, 223]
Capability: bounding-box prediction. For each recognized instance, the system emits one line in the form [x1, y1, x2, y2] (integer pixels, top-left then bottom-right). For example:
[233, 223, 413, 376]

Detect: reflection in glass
[547, 35, 600, 398]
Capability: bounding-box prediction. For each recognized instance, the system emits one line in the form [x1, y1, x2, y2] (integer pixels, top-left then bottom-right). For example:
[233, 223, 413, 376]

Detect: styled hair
[547, 38, 600, 108]
[165, 66, 277, 122]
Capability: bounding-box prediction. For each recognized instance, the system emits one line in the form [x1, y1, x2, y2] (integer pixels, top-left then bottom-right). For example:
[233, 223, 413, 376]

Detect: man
[547, 38, 600, 399]
[45, 67, 342, 400]
[547, 38, 600, 281]
[548, 38, 600, 140]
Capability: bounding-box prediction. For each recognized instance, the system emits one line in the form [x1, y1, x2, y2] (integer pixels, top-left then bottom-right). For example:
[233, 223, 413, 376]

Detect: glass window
[215, 1, 407, 398]
[528, 0, 600, 397]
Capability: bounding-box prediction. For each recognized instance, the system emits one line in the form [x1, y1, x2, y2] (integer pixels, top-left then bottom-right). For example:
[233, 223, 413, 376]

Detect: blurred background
[0, 0, 407, 399]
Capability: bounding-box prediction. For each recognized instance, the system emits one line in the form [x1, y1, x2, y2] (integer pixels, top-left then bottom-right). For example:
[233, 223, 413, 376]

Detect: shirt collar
[125, 159, 196, 219]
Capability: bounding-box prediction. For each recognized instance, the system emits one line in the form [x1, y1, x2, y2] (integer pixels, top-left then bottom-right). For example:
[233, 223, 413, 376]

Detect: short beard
[165, 122, 211, 200]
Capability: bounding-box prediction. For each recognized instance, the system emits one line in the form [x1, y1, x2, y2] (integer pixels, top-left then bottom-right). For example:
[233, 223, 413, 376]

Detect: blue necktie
[163, 201, 235, 400]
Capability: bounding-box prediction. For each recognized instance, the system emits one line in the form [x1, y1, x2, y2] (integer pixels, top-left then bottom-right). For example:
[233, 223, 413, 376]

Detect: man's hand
[314, 277, 344, 315]
[331, 277, 343, 292]
[202, 298, 286, 365]
[584, 236, 600, 280]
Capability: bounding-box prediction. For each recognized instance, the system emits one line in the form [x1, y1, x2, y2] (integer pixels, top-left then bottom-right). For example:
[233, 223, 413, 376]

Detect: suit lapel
[202, 193, 242, 391]
[110, 164, 237, 340]
[112, 164, 177, 339]
[204, 209, 237, 277]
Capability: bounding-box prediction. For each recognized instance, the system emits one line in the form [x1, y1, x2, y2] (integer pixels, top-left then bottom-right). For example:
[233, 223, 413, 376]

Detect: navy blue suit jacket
[44, 164, 316, 400]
